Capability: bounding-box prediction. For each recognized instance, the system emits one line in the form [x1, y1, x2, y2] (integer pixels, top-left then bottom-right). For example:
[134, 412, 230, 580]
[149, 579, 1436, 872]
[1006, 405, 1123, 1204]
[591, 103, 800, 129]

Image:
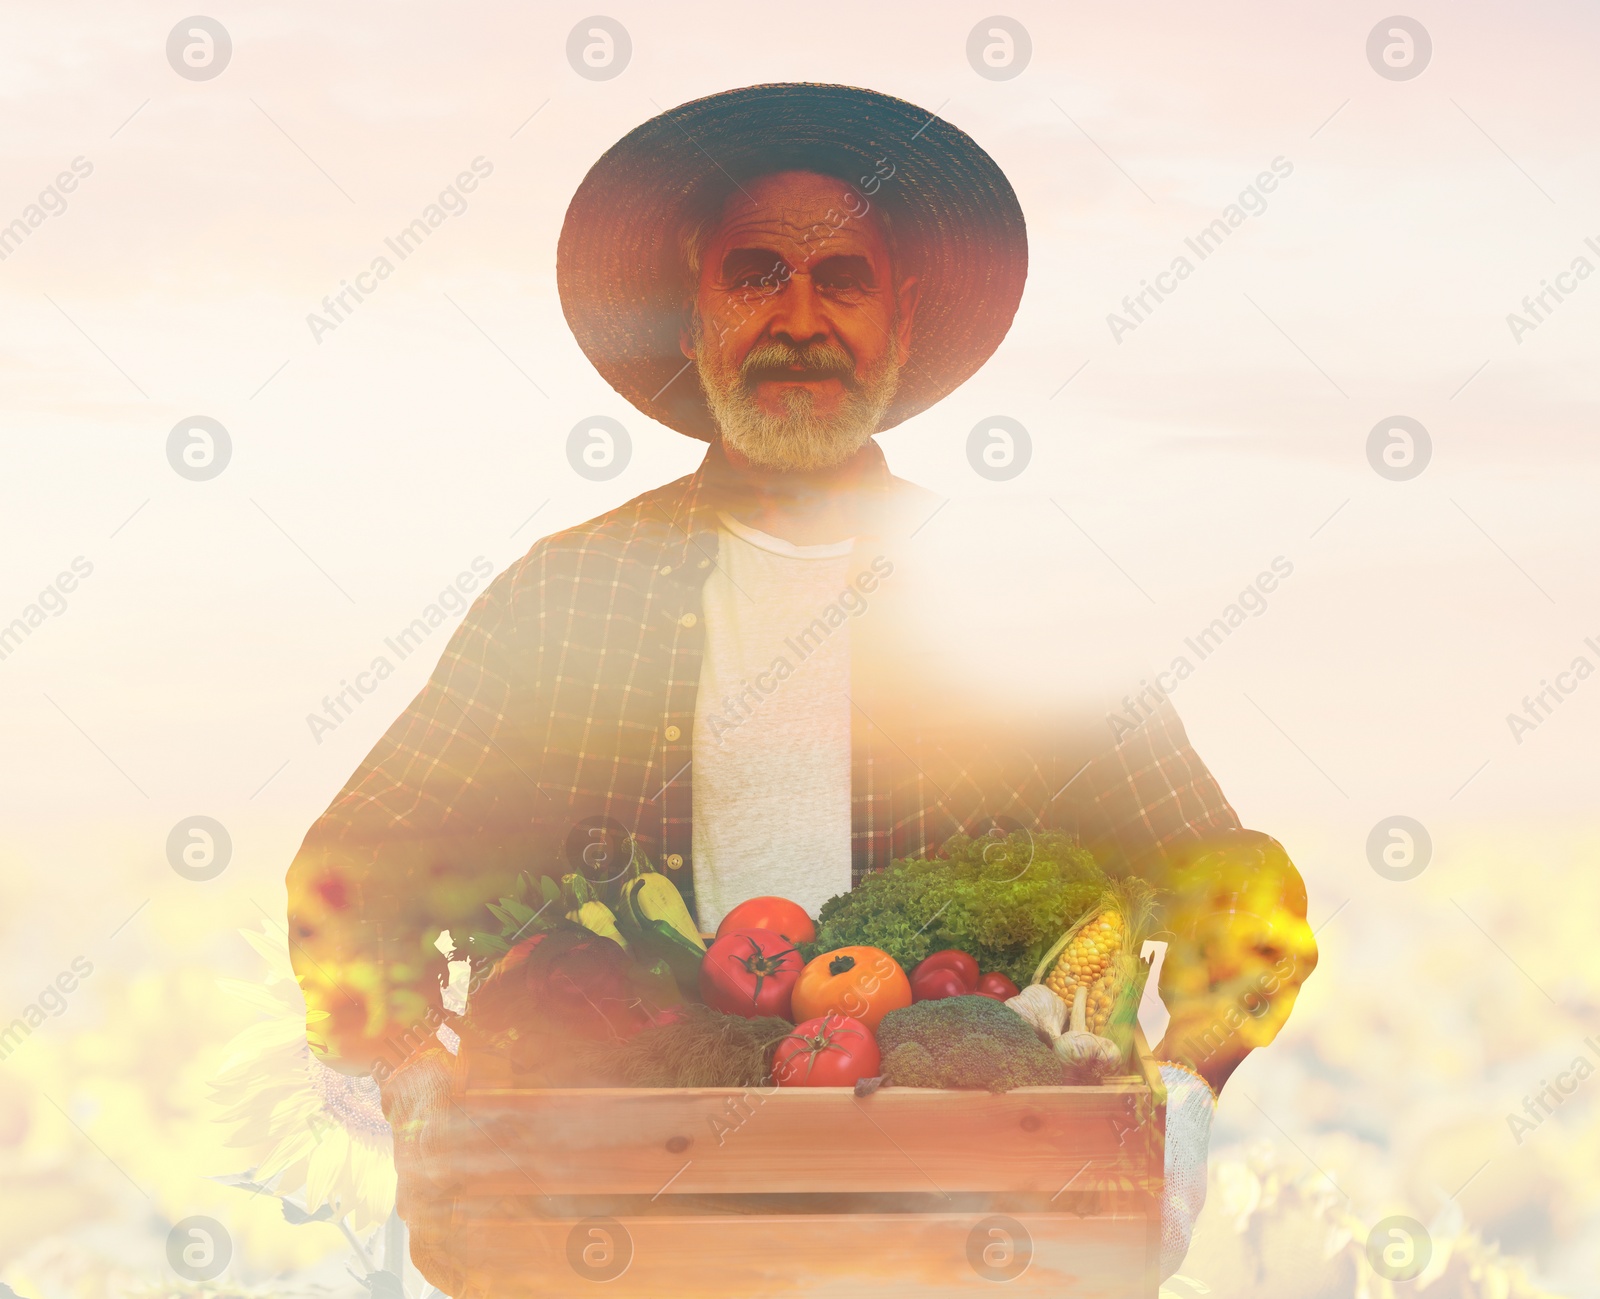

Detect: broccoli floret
[878, 995, 1061, 1092]
[880, 1040, 938, 1088]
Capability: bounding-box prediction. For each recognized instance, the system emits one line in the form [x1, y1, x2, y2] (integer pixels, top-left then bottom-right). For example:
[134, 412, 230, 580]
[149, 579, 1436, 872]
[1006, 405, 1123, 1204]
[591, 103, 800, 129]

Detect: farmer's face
[681, 170, 919, 471]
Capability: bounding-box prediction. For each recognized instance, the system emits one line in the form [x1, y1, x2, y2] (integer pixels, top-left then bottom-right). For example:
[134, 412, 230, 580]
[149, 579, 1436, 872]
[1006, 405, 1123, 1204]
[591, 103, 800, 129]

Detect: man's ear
[893, 276, 920, 366]
[679, 303, 699, 361]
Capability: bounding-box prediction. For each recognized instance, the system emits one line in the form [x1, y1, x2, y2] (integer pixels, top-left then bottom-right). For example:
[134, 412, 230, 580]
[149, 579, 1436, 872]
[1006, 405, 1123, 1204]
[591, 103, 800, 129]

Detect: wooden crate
[432, 1036, 1166, 1298]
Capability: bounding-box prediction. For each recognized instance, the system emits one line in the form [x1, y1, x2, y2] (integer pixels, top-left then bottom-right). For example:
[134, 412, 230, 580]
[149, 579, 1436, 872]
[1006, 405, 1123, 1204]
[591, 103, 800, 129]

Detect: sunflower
[1178, 1146, 1564, 1299]
[209, 922, 396, 1236]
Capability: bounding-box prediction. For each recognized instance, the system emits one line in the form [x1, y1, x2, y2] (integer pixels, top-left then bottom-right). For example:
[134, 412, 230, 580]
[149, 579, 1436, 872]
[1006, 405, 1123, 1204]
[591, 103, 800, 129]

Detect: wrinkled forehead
[703, 169, 892, 266]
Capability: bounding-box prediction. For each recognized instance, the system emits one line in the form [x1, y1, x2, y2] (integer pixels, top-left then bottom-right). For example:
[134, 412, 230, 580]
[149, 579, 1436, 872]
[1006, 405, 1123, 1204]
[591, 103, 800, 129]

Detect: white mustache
[740, 342, 857, 388]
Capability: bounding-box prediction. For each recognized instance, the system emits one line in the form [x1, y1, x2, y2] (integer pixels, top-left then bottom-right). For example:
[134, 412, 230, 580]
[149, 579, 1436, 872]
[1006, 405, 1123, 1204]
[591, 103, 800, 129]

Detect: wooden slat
[451, 1210, 1159, 1298]
[446, 1082, 1160, 1196]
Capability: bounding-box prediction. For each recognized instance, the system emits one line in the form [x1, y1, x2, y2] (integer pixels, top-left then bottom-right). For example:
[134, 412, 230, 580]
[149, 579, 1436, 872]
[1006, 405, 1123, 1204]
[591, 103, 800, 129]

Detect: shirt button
[659, 564, 673, 575]
[664, 724, 682, 742]
[665, 853, 684, 870]
[697, 559, 710, 569]
[678, 612, 697, 628]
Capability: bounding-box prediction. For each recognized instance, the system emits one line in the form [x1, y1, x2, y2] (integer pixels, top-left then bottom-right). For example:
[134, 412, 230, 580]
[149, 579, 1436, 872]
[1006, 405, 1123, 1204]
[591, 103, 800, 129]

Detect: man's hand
[1155, 831, 1318, 1093]
[378, 1045, 463, 1292]
[379, 1044, 455, 1186]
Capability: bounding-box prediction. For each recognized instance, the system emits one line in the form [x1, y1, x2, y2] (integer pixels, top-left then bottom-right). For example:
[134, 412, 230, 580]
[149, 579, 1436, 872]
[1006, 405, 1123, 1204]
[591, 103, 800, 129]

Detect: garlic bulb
[1053, 985, 1123, 1080]
[1005, 983, 1069, 1043]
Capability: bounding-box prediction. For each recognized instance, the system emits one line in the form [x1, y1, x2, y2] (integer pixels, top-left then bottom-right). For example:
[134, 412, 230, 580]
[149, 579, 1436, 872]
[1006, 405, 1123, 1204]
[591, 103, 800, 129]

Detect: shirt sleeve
[285, 566, 544, 1077]
[1080, 698, 1242, 877]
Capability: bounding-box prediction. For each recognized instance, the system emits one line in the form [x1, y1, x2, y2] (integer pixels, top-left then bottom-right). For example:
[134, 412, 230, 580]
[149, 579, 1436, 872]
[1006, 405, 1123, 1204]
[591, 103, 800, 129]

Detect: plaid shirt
[287, 440, 1239, 1072]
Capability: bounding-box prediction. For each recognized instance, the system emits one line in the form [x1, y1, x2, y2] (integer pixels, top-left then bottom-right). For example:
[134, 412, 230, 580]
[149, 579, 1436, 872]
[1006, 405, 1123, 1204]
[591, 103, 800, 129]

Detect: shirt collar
[682, 437, 893, 522]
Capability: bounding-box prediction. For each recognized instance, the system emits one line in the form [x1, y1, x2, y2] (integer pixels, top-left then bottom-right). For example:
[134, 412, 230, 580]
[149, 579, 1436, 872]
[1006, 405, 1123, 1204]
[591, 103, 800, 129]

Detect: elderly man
[287, 83, 1315, 1288]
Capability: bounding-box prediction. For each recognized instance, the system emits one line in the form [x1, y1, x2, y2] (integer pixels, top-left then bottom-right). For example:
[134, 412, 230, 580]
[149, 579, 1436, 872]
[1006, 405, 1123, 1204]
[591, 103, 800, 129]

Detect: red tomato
[715, 896, 816, 945]
[771, 1013, 880, 1087]
[975, 972, 1020, 1001]
[911, 950, 979, 991]
[699, 928, 803, 1019]
[910, 966, 970, 1002]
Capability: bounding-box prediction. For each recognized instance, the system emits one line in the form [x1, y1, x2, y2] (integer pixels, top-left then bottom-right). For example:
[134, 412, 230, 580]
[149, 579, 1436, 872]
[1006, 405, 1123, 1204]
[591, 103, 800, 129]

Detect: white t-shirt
[690, 513, 856, 931]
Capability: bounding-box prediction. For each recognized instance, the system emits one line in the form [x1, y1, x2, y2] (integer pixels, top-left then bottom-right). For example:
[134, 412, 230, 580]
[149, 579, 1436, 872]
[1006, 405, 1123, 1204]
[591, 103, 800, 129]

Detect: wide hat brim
[557, 83, 1028, 441]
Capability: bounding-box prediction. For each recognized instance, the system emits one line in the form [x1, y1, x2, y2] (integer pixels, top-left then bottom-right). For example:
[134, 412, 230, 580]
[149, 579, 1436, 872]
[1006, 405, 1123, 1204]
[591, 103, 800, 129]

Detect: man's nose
[770, 273, 828, 346]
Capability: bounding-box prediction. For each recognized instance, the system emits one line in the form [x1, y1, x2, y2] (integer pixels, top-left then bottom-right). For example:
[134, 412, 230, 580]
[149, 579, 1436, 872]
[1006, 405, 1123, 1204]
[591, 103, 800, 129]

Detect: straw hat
[557, 83, 1028, 441]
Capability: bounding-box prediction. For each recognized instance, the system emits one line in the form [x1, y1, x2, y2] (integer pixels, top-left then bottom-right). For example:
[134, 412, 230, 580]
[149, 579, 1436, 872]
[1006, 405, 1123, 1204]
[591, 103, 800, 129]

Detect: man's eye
[818, 274, 865, 293]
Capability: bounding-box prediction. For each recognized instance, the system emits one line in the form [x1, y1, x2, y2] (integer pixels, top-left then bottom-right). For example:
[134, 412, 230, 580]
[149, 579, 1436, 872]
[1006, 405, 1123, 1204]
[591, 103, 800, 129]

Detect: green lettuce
[807, 832, 1107, 987]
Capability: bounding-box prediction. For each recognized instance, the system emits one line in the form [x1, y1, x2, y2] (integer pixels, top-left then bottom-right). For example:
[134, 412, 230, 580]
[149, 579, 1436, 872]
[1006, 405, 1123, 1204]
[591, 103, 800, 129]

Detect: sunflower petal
[303, 1127, 351, 1213]
[253, 1126, 321, 1183]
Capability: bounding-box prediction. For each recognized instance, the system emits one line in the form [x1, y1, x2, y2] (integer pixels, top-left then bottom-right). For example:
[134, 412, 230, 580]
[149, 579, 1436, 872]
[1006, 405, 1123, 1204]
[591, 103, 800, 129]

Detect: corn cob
[1032, 879, 1157, 1037]
[1035, 908, 1124, 1033]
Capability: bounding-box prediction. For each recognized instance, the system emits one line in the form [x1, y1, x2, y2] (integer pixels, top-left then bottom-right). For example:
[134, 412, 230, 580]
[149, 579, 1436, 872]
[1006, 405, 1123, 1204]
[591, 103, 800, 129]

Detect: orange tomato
[790, 946, 911, 1031]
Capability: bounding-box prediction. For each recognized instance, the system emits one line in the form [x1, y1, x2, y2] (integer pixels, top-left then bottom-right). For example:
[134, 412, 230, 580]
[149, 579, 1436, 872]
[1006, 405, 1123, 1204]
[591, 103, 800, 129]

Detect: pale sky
[3, 0, 1594, 898]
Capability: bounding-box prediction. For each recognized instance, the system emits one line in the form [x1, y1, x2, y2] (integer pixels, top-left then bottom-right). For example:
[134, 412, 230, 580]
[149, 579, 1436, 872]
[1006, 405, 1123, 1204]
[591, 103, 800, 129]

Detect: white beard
[694, 326, 901, 471]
